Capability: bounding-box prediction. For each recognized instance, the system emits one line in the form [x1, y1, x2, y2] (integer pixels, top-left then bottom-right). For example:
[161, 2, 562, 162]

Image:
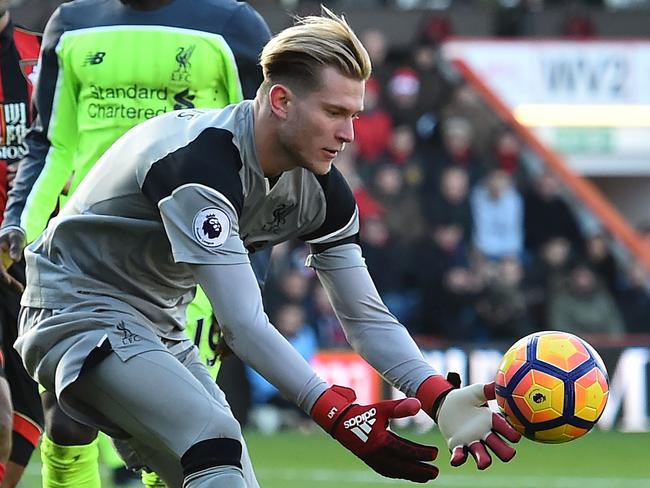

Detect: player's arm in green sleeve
[3, 7, 77, 243]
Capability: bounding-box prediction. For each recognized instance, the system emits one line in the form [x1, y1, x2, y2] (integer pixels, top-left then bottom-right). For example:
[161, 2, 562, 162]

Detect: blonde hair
[260, 6, 371, 94]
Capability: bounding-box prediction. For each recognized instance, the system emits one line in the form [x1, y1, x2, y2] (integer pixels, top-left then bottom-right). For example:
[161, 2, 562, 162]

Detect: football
[495, 331, 609, 443]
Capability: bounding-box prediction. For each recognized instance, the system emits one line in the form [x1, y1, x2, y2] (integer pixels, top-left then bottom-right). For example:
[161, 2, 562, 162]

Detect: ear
[268, 84, 293, 120]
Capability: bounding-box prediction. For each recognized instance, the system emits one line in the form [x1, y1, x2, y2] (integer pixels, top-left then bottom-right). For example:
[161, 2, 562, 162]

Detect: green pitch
[18, 428, 650, 487]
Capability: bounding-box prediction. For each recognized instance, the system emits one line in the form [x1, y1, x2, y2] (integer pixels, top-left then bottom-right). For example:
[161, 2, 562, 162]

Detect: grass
[18, 428, 650, 487]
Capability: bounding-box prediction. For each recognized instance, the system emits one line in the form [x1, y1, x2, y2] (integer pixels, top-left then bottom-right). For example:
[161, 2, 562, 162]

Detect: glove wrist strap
[416, 375, 455, 420]
[310, 385, 356, 433]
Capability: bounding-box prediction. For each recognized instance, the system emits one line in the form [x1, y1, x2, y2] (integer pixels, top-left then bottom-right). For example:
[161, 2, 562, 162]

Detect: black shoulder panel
[300, 165, 356, 243]
[142, 128, 244, 215]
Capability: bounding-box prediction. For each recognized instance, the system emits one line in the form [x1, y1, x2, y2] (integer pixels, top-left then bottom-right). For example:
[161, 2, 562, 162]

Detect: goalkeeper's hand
[416, 374, 521, 470]
[0, 226, 25, 292]
[311, 385, 439, 483]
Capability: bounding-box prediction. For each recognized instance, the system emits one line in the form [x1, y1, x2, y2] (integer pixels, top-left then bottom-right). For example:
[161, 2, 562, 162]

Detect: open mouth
[323, 149, 338, 158]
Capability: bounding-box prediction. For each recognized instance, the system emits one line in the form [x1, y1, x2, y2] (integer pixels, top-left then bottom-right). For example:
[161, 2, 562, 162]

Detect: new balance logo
[84, 51, 106, 66]
[343, 408, 377, 443]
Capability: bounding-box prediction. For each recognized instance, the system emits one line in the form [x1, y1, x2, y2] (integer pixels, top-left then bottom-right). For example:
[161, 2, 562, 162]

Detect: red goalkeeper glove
[416, 374, 521, 470]
[311, 385, 438, 483]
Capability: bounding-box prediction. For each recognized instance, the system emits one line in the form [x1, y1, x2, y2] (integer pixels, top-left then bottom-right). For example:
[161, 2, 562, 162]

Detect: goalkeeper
[13, 8, 520, 487]
[0, 0, 270, 486]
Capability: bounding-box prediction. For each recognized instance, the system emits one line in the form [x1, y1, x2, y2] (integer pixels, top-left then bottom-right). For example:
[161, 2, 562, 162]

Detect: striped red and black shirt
[0, 21, 41, 224]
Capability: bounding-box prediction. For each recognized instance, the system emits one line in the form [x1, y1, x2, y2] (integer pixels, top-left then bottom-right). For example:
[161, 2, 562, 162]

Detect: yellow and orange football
[495, 331, 609, 443]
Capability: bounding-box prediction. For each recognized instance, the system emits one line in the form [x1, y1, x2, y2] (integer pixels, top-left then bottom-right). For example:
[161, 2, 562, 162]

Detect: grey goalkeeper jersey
[22, 100, 437, 411]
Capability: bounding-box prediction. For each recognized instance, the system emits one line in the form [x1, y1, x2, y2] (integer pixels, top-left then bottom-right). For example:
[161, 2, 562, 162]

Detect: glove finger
[384, 397, 421, 419]
[468, 440, 492, 470]
[483, 382, 496, 401]
[492, 412, 522, 442]
[484, 432, 517, 462]
[386, 432, 438, 461]
[450, 445, 468, 467]
[367, 456, 439, 483]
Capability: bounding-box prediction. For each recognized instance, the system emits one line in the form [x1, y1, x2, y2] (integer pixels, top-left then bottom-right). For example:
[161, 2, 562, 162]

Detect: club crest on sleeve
[193, 207, 230, 248]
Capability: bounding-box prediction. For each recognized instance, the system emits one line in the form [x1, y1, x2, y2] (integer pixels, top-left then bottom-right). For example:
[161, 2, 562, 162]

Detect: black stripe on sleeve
[300, 166, 357, 244]
[141, 128, 244, 216]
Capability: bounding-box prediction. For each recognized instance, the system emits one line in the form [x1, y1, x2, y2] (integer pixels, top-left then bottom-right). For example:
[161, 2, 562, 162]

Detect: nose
[336, 117, 354, 144]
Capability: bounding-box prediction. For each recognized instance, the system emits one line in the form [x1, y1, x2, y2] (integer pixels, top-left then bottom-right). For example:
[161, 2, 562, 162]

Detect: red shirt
[0, 21, 41, 224]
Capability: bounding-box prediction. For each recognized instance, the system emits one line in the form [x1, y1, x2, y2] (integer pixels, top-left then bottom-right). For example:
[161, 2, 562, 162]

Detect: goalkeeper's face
[277, 67, 364, 176]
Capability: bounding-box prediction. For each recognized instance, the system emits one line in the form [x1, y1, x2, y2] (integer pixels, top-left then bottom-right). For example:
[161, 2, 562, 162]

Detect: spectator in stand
[360, 28, 392, 87]
[524, 170, 584, 254]
[548, 262, 625, 336]
[368, 164, 424, 246]
[410, 219, 476, 336]
[332, 146, 386, 226]
[617, 264, 650, 334]
[562, 10, 596, 38]
[423, 166, 473, 246]
[491, 128, 526, 187]
[584, 232, 620, 294]
[386, 67, 423, 127]
[380, 125, 419, 168]
[432, 267, 482, 341]
[360, 216, 416, 327]
[246, 303, 318, 433]
[524, 236, 575, 330]
[370, 123, 424, 185]
[441, 83, 502, 159]
[307, 285, 347, 349]
[423, 116, 490, 190]
[353, 77, 393, 167]
[418, 13, 452, 46]
[409, 14, 455, 129]
[265, 266, 313, 317]
[475, 257, 534, 342]
[471, 168, 524, 261]
[493, 0, 534, 37]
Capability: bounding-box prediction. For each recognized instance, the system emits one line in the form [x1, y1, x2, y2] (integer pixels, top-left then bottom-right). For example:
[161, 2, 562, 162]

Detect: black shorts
[0, 260, 44, 451]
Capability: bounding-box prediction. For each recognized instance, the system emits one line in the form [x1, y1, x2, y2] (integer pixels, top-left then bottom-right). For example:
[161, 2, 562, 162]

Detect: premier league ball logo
[193, 207, 230, 248]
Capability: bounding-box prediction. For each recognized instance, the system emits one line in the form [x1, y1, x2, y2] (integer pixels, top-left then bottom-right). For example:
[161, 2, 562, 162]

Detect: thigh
[179, 346, 259, 488]
[61, 349, 242, 487]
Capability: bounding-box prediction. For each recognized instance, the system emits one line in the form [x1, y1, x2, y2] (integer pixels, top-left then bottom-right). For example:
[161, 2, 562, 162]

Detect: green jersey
[3, 0, 270, 243]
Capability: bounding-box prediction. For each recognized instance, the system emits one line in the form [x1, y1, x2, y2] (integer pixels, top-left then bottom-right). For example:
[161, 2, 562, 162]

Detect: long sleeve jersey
[2, 0, 270, 242]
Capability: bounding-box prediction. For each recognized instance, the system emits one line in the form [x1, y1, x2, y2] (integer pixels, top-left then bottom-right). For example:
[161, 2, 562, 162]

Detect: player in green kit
[0, 0, 270, 486]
